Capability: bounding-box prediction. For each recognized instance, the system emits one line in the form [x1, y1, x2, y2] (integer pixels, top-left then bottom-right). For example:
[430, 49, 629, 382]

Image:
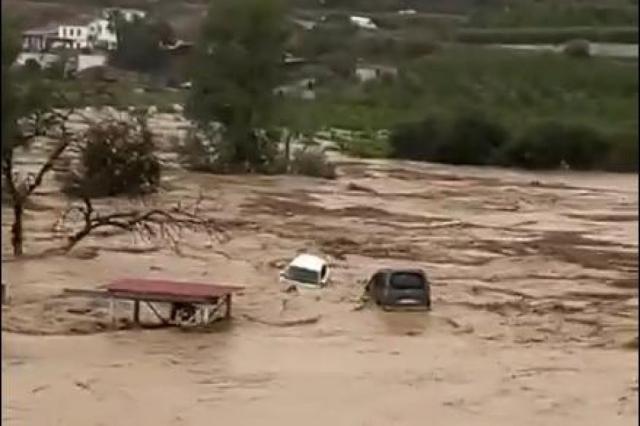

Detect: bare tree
[2, 107, 77, 256]
[55, 193, 230, 254]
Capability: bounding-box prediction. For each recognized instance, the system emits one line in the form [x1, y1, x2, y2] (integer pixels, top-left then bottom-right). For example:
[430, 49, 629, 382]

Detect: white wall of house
[355, 67, 378, 82]
[58, 25, 90, 49]
[355, 66, 398, 82]
[15, 52, 60, 68]
[350, 16, 377, 30]
[88, 18, 117, 50]
[77, 53, 107, 71]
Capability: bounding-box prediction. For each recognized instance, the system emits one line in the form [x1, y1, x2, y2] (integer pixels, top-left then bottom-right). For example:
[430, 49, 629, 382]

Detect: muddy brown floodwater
[2, 155, 638, 426]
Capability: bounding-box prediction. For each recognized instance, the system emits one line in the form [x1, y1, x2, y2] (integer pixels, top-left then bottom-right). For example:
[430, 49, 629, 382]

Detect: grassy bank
[40, 45, 637, 171]
[287, 46, 637, 170]
[456, 26, 638, 44]
[468, 2, 638, 28]
[299, 46, 637, 133]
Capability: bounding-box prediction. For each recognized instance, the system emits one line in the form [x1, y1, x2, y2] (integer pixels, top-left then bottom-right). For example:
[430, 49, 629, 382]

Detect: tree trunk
[11, 199, 24, 256]
[285, 131, 291, 173]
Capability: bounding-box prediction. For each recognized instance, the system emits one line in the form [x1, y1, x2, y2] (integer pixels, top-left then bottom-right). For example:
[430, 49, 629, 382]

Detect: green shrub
[503, 121, 610, 170]
[358, 35, 398, 58]
[564, 39, 591, 58]
[290, 147, 337, 179]
[398, 37, 440, 59]
[23, 58, 41, 73]
[322, 52, 356, 79]
[389, 116, 445, 161]
[456, 26, 638, 44]
[181, 125, 281, 174]
[341, 132, 390, 158]
[390, 111, 507, 165]
[437, 111, 508, 165]
[605, 131, 638, 172]
[65, 116, 161, 197]
[180, 126, 224, 172]
[468, 3, 638, 28]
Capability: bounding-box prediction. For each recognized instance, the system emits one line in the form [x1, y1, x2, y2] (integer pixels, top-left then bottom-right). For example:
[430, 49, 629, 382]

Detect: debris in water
[242, 314, 321, 327]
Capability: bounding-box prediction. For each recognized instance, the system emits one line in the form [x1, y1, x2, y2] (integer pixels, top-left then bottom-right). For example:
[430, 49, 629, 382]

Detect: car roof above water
[375, 268, 426, 277]
[288, 254, 327, 273]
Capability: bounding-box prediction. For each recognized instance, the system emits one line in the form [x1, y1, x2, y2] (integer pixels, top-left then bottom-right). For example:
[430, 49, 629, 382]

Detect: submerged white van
[280, 254, 330, 289]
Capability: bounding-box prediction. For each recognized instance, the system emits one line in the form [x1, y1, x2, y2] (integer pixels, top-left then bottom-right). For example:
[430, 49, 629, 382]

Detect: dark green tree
[108, 13, 172, 73]
[186, 0, 289, 172]
[2, 18, 77, 256]
[2, 16, 21, 149]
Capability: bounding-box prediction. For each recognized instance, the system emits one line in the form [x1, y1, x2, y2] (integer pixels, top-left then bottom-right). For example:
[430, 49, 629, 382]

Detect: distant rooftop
[23, 25, 59, 36]
[59, 16, 97, 27]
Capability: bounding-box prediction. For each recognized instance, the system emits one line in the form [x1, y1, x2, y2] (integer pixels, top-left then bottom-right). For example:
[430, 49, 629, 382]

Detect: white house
[20, 7, 147, 56]
[349, 16, 377, 30]
[22, 25, 60, 52]
[355, 64, 398, 82]
[15, 52, 60, 68]
[57, 19, 93, 49]
[76, 53, 108, 71]
[90, 8, 147, 50]
[88, 18, 117, 50]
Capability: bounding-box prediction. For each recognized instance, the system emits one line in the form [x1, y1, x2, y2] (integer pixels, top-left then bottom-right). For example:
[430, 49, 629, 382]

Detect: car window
[389, 272, 424, 290]
[321, 265, 327, 279]
[286, 266, 320, 284]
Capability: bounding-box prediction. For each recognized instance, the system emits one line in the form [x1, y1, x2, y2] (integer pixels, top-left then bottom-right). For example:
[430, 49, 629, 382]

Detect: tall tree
[2, 18, 77, 256]
[186, 0, 289, 171]
[2, 16, 21, 149]
[108, 13, 171, 73]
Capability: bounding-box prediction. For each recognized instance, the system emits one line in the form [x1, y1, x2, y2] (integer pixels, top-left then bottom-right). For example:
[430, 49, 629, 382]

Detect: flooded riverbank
[2, 153, 638, 425]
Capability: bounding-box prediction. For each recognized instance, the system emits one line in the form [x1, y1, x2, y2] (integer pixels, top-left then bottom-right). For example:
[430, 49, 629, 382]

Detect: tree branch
[60, 195, 228, 252]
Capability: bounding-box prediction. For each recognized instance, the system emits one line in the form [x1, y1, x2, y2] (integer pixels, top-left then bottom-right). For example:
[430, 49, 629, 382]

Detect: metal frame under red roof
[106, 278, 243, 300]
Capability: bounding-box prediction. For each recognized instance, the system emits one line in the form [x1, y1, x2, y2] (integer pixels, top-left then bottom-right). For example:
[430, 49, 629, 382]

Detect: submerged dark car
[365, 269, 431, 310]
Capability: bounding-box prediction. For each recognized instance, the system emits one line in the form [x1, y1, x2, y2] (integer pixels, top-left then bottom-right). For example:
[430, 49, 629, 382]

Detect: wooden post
[133, 300, 140, 325]
[203, 306, 210, 325]
[225, 294, 232, 319]
[109, 297, 116, 328]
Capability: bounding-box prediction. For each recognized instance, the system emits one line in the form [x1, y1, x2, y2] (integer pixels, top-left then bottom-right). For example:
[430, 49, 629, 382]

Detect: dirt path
[2, 157, 637, 425]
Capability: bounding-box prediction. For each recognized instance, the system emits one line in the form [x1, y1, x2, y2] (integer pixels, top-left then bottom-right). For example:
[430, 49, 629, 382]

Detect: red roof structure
[106, 278, 243, 299]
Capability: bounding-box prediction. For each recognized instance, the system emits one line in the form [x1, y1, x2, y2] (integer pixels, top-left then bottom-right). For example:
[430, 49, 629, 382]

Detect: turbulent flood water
[1, 126, 638, 425]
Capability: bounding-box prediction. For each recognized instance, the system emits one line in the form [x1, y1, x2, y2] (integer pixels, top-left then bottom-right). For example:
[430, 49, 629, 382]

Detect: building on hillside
[349, 16, 377, 30]
[88, 18, 117, 50]
[57, 18, 95, 49]
[21, 25, 67, 52]
[21, 7, 144, 54]
[15, 52, 61, 69]
[355, 64, 398, 83]
[91, 8, 147, 50]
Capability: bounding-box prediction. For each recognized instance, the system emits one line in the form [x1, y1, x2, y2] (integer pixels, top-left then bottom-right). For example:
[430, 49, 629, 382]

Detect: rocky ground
[1, 130, 638, 425]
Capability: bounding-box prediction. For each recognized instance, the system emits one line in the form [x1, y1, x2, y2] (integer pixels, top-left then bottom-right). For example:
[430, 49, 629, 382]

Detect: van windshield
[389, 272, 425, 290]
[286, 266, 319, 285]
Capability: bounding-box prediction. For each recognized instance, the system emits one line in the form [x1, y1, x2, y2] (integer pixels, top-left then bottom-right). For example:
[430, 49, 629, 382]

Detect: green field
[294, 46, 637, 133]
[456, 26, 638, 44]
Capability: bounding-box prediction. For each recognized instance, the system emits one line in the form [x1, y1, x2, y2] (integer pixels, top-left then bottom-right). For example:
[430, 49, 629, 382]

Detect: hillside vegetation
[5, 0, 638, 172]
